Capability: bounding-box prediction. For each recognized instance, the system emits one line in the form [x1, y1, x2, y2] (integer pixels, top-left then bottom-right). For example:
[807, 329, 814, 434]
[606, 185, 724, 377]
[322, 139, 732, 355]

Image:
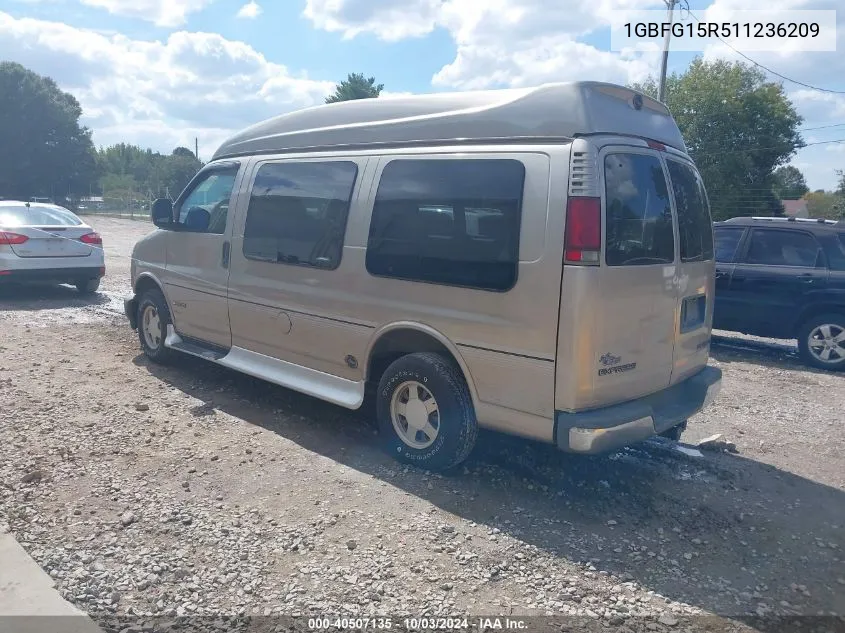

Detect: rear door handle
[221, 241, 231, 268]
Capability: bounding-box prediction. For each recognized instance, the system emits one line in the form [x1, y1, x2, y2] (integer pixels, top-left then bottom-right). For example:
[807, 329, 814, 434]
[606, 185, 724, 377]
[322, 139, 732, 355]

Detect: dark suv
[713, 216, 845, 371]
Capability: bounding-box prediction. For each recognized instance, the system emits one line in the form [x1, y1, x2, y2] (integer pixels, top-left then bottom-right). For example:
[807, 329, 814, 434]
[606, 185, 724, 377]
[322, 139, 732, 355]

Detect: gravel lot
[1, 217, 844, 633]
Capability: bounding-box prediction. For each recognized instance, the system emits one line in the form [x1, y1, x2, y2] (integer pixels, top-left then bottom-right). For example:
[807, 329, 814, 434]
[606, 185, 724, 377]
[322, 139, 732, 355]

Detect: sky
[0, 0, 843, 191]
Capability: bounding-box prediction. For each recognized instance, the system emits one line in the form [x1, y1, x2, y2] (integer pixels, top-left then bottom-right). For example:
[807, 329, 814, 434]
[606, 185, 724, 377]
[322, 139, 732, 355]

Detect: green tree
[172, 146, 197, 159]
[325, 73, 384, 104]
[0, 62, 99, 200]
[155, 148, 203, 199]
[97, 144, 159, 194]
[805, 190, 845, 220]
[773, 165, 809, 200]
[96, 144, 202, 201]
[836, 169, 845, 197]
[632, 59, 803, 221]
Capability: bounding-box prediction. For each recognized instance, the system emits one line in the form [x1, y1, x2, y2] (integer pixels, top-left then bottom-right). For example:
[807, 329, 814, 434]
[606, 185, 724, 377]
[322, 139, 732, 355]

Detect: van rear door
[664, 158, 715, 383]
[587, 147, 678, 407]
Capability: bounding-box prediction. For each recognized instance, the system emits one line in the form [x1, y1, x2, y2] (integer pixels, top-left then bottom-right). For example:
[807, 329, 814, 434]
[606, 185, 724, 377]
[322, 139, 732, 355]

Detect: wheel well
[134, 276, 162, 299]
[794, 304, 845, 336]
[366, 328, 459, 388]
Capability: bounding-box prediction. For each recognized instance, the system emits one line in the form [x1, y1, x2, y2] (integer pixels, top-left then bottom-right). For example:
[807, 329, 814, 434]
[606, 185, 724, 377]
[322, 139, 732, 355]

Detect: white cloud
[303, 0, 663, 87]
[303, 0, 441, 41]
[700, 0, 845, 108]
[0, 11, 334, 157]
[302, 0, 845, 190]
[698, 0, 845, 189]
[80, 0, 215, 27]
[236, 1, 262, 19]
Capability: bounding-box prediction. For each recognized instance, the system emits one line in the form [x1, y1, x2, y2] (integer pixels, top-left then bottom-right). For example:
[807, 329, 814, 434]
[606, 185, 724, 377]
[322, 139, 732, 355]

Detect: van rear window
[604, 153, 674, 266]
[667, 160, 714, 262]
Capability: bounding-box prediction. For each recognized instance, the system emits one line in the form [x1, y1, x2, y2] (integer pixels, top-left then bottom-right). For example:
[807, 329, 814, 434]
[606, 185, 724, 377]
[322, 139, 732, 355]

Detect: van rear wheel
[376, 352, 478, 472]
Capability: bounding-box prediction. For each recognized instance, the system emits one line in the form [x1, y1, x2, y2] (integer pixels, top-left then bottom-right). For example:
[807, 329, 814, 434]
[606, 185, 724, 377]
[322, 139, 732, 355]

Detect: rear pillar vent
[568, 139, 599, 198]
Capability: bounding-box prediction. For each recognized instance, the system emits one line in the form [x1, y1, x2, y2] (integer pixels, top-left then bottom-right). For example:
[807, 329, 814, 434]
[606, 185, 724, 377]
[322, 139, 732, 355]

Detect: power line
[686, 10, 845, 95]
[800, 122, 845, 132]
[695, 137, 845, 157]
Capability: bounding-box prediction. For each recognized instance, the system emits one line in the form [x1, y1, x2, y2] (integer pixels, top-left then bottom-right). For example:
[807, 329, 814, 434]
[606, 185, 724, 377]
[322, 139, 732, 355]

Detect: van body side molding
[217, 346, 365, 410]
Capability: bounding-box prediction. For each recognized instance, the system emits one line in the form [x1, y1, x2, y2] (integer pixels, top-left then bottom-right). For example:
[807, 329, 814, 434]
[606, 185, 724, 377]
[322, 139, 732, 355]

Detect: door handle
[798, 274, 815, 284]
[221, 241, 231, 268]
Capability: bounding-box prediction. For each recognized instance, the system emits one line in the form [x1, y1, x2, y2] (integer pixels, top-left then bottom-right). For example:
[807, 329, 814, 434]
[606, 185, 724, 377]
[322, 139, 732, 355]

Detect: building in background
[782, 199, 809, 218]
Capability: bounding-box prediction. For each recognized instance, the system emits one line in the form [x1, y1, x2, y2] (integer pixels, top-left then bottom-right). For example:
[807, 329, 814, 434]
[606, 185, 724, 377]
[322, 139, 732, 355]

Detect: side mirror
[151, 198, 173, 228]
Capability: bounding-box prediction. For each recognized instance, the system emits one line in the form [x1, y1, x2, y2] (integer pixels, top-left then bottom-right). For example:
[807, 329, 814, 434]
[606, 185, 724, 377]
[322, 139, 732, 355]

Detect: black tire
[797, 313, 845, 371]
[659, 420, 687, 441]
[75, 278, 100, 294]
[137, 288, 177, 364]
[376, 352, 478, 472]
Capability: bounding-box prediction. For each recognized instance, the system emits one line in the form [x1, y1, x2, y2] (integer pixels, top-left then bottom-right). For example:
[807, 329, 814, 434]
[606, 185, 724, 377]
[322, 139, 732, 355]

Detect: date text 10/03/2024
[307, 617, 530, 630]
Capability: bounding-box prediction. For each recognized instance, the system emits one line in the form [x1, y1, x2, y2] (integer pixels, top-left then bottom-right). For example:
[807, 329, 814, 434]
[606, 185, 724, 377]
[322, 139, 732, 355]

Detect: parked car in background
[714, 216, 845, 370]
[0, 201, 105, 294]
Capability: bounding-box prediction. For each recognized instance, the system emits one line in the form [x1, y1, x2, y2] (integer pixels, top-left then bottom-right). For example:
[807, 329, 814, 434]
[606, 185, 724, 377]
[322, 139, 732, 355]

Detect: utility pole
[195, 137, 199, 161]
[658, 0, 679, 103]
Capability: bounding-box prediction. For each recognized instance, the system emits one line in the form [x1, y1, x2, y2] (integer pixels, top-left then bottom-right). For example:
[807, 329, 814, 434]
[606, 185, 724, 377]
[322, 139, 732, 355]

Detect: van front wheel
[376, 352, 478, 472]
[137, 288, 177, 365]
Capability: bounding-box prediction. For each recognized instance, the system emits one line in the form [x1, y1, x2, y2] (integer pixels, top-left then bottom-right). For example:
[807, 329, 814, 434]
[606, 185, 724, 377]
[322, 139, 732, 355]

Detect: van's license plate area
[680, 294, 706, 333]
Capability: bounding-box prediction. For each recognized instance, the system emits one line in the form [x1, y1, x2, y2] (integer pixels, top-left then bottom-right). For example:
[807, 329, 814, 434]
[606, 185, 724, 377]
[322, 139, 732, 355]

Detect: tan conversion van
[124, 82, 722, 471]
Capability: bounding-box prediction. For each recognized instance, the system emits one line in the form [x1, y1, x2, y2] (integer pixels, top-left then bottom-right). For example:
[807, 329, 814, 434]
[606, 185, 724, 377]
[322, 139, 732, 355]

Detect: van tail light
[564, 197, 601, 264]
[0, 232, 29, 245]
[80, 232, 103, 245]
[646, 140, 666, 151]
[99, 266, 106, 277]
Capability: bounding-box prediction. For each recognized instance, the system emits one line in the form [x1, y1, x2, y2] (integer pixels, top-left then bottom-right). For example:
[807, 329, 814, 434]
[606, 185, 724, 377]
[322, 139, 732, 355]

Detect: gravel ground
[1, 218, 844, 633]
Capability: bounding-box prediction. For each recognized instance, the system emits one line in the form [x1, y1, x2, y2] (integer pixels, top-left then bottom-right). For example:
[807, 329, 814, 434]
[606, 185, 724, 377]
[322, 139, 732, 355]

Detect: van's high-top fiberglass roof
[212, 82, 687, 160]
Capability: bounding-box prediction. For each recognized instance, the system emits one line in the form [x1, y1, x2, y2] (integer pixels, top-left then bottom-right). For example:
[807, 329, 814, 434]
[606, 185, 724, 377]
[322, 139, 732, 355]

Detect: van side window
[177, 166, 239, 234]
[604, 153, 674, 266]
[242, 161, 358, 269]
[365, 159, 525, 291]
[667, 160, 714, 262]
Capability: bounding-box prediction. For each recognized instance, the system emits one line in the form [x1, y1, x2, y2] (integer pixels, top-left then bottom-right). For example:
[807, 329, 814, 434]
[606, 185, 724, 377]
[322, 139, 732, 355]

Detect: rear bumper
[124, 295, 138, 330]
[555, 365, 722, 454]
[0, 266, 105, 283]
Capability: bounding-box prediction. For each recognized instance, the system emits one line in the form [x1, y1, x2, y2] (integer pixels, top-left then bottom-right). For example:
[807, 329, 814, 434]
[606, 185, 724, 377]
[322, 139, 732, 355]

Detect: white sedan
[0, 201, 105, 294]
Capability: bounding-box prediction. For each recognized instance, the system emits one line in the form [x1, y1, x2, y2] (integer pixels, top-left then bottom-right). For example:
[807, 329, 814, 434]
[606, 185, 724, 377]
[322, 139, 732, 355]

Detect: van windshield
[667, 160, 714, 262]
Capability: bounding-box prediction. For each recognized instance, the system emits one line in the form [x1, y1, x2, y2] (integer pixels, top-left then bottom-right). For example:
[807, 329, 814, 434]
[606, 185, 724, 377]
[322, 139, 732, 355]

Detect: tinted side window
[745, 229, 822, 267]
[667, 160, 714, 261]
[243, 161, 358, 269]
[178, 166, 239, 234]
[826, 232, 845, 271]
[604, 153, 674, 266]
[366, 159, 525, 291]
[714, 228, 744, 263]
